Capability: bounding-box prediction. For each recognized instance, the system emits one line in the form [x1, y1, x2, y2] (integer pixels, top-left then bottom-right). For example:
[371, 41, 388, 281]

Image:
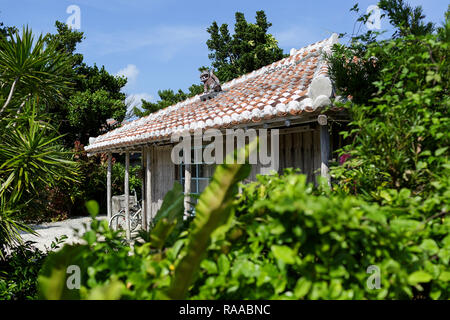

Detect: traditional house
[85, 33, 347, 239]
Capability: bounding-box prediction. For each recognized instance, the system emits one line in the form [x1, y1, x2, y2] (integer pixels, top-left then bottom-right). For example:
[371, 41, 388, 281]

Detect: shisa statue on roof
[200, 69, 222, 94]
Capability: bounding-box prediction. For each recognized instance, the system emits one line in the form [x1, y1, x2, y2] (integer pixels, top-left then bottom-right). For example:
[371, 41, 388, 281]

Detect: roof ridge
[127, 34, 336, 124]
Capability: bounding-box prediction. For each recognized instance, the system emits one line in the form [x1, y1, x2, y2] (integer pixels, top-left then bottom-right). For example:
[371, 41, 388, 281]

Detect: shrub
[36, 169, 449, 300]
[0, 242, 47, 300]
[192, 171, 449, 299]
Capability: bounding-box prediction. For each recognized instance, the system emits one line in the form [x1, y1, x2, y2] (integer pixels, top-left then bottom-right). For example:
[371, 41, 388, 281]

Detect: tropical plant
[0, 242, 47, 300]
[0, 102, 79, 255]
[328, 2, 449, 198]
[190, 171, 449, 300]
[36, 168, 449, 300]
[0, 196, 32, 259]
[0, 26, 72, 115]
[0, 25, 80, 253]
[0, 103, 79, 203]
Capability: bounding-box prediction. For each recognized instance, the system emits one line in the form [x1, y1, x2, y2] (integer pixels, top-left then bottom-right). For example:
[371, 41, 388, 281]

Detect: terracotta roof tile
[86, 34, 338, 153]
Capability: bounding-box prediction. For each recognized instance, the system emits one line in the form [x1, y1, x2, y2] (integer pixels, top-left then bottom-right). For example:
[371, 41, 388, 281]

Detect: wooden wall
[247, 124, 322, 184]
[149, 145, 175, 214]
[149, 123, 322, 214]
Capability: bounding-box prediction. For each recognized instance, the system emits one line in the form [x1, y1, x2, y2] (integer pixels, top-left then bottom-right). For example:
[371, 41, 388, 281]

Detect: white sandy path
[20, 216, 107, 252]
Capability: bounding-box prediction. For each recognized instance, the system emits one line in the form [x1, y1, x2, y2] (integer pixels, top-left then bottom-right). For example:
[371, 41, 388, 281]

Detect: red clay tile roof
[86, 34, 338, 153]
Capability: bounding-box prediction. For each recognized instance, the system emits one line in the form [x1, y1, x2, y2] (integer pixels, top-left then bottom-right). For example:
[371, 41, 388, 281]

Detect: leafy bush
[0, 236, 68, 300]
[328, 3, 449, 200]
[329, 31, 449, 198]
[191, 171, 449, 299]
[0, 243, 47, 300]
[36, 169, 449, 300]
[37, 135, 449, 300]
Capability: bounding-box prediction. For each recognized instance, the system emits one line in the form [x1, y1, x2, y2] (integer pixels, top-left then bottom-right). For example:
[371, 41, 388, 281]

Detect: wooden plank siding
[150, 145, 175, 214]
[245, 124, 321, 184]
[277, 124, 321, 183]
[149, 124, 323, 213]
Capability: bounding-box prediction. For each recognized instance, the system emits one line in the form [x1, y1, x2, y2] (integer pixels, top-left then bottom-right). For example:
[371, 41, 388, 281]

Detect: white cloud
[117, 64, 140, 85]
[125, 93, 153, 114]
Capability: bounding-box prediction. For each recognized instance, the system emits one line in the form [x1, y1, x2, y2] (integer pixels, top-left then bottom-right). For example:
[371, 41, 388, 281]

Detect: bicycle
[108, 191, 142, 232]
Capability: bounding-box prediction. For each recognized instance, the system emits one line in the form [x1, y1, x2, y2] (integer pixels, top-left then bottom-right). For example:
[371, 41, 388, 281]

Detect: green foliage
[0, 26, 73, 115]
[0, 25, 81, 250]
[65, 89, 126, 143]
[0, 102, 79, 203]
[378, 0, 435, 38]
[44, 21, 127, 146]
[0, 197, 34, 259]
[0, 20, 16, 42]
[327, 0, 437, 105]
[0, 242, 46, 300]
[327, 43, 381, 104]
[0, 236, 66, 300]
[36, 170, 449, 300]
[190, 172, 449, 299]
[0, 103, 79, 249]
[329, 5, 449, 198]
[44, 21, 84, 67]
[205, 10, 286, 82]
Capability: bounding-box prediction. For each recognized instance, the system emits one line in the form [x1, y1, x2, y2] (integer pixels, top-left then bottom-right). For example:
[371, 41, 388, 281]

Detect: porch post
[125, 151, 131, 241]
[146, 146, 152, 230]
[184, 164, 191, 218]
[107, 152, 112, 219]
[141, 147, 147, 232]
[318, 115, 331, 186]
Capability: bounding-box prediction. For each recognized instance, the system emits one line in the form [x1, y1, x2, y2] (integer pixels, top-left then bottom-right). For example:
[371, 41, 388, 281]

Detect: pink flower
[339, 153, 351, 165]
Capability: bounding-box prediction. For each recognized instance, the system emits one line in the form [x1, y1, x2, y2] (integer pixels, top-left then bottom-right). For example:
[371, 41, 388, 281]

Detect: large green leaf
[167, 140, 257, 299]
[37, 245, 87, 300]
[149, 182, 184, 249]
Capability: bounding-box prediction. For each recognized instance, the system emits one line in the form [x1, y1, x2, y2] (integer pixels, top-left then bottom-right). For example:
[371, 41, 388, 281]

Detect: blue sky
[1, 0, 448, 112]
